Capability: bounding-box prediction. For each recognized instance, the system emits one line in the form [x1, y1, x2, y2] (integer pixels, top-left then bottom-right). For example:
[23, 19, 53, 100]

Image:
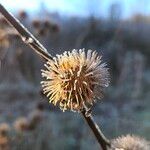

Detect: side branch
[0, 4, 52, 61]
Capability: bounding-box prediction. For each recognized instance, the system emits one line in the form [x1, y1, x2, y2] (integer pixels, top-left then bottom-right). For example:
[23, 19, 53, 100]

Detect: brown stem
[81, 108, 111, 150]
[0, 4, 111, 149]
[0, 4, 52, 61]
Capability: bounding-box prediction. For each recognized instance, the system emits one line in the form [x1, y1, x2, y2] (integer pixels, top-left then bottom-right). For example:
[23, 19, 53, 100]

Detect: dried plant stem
[0, 4, 52, 61]
[0, 4, 111, 150]
[81, 108, 111, 150]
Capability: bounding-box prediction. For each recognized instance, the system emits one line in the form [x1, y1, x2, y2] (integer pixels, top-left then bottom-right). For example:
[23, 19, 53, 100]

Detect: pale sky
[0, 0, 150, 18]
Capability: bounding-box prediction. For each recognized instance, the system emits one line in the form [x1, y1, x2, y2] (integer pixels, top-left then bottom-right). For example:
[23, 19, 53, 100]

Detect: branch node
[22, 36, 34, 44]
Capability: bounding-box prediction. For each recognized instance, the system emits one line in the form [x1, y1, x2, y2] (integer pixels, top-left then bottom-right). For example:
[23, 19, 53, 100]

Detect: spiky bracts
[110, 135, 150, 150]
[41, 49, 109, 112]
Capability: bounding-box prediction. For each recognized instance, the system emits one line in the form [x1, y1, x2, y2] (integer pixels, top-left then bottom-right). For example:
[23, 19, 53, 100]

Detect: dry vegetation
[0, 9, 150, 149]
